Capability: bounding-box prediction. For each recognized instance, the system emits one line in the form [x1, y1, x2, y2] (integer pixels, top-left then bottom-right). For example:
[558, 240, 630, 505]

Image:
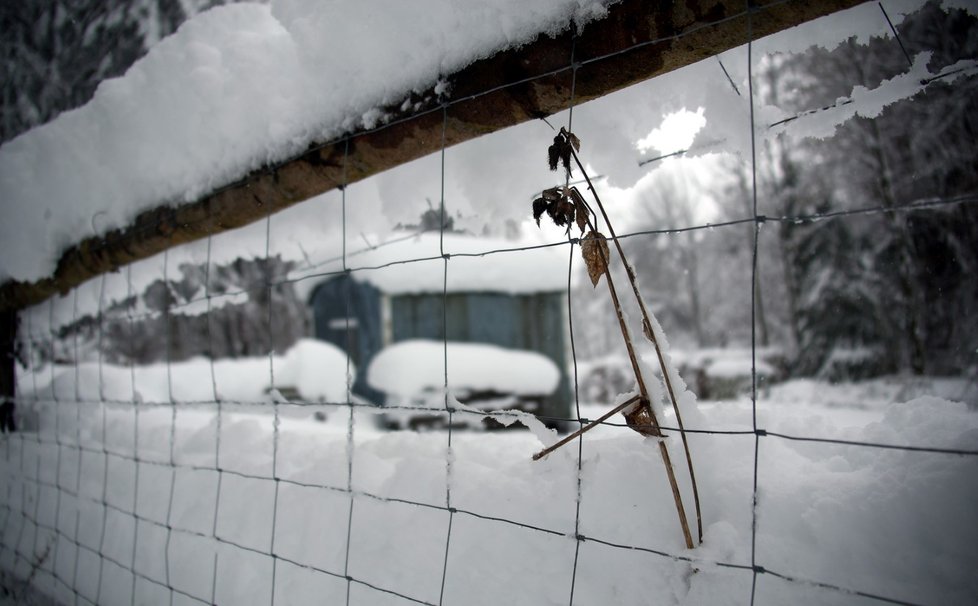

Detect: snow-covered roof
[293, 231, 568, 299]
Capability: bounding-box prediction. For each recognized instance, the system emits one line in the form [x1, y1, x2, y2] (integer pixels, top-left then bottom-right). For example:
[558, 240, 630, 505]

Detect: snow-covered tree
[0, 0, 252, 144]
[39, 256, 309, 366]
[754, 0, 978, 376]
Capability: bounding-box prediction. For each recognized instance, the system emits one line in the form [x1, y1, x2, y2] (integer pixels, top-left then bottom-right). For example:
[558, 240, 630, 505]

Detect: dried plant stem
[572, 148, 703, 546]
[600, 253, 695, 550]
[533, 197, 693, 549]
[532, 395, 641, 461]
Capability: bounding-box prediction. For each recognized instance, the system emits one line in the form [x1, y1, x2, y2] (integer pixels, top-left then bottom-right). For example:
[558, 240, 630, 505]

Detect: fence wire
[2, 1, 977, 605]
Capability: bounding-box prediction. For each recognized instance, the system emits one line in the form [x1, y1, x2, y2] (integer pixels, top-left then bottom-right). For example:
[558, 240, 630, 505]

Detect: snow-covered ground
[2, 350, 976, 605]
[3, 0, 977, 604]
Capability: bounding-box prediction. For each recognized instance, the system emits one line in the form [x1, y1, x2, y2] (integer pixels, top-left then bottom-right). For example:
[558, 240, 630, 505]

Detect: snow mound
[272, 338, 352, 402]
[25, 339, 353, 405]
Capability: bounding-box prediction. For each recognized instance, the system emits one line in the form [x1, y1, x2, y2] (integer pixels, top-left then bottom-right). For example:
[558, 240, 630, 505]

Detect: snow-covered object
[292, 231, 568, 299]
[271, 338, 353, 402]
[26, 339, 352, 405]
[671, 347, 779, 379]
[0, 0, 611, 284]
[367, 339, 560, 399]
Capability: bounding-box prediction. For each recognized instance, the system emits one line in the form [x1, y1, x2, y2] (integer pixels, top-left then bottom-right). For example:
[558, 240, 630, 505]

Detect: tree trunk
[868, 119, 926, 374]
[681, 242, 705, 347]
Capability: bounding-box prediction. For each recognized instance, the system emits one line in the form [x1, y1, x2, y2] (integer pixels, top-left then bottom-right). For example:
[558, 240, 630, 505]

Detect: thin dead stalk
[530, 128, 702, 548]
[532, 395, 642, 461]
[570, 147, 704, 545]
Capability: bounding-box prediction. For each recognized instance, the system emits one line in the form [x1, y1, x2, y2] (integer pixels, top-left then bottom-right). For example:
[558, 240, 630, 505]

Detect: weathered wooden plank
[0, 0, 864, 312]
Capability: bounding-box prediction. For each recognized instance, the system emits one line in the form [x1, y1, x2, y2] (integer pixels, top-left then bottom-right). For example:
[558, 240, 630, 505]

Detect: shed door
[310, 275, 384, 402]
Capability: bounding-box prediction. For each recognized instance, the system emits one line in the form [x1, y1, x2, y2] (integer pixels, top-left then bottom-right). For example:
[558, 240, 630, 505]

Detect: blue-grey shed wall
[390, 292, 571, 421]
[310, 277, 571, 421]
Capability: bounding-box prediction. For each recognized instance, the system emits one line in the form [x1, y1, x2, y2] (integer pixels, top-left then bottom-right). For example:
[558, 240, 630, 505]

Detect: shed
[299, 232, 571, 425]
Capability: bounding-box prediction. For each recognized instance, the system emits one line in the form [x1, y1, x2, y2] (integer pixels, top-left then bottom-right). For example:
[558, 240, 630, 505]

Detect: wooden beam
[0, 0, 863, 312]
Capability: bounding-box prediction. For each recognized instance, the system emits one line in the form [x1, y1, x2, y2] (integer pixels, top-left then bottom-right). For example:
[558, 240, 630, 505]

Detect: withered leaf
[566, 187, 589, 234]
[548, 136, 562, 171]
[560, 144, 572, 174]
[581, 230, 610, 287]
[574, 199, 588, 234]
[566, 186, 585, 205]
[532, 197, 548, 226]
[549, 198, 575, 227]
[541, 186, 561, 201]
[622, 400, 664, 438]
[568, 131, 581, 153]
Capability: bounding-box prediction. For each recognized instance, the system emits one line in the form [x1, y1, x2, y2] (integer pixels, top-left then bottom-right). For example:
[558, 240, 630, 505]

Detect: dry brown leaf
[622, 400, 663, 437]
[568, 131, 581, 153]
[575, 200, 588, 234]
[541, 186, 561, 201]
[567, 187, 589, 234]
[581, 230, 610, 287]
[548, 137, 562, 171]
[554, 198, 574, 227]
[532, 197, 548, 226]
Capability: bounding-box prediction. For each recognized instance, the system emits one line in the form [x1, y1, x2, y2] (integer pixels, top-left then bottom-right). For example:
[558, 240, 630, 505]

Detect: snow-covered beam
[0, 0, 863, 312]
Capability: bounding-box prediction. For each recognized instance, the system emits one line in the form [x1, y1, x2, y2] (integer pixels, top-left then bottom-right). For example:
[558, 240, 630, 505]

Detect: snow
[622, 0, 978, 174]
[4, 357, 977, 605]
[270, 338, 354, 403]
[24, 338, 351, 405]
[367, 339, 560, 401]
[671, 348, 780, 380]
[3, 1, 978, 600]
[771, 54, 978, 141]
[291, 231, 569, 300]
[0, 0, 612, 284]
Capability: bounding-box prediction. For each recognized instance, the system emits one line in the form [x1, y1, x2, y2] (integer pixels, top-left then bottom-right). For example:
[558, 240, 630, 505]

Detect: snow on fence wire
[3, 2, 978, 606]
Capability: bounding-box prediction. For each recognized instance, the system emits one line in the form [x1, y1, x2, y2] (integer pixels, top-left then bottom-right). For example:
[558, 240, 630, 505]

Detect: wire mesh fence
[2, 1, 978, 605]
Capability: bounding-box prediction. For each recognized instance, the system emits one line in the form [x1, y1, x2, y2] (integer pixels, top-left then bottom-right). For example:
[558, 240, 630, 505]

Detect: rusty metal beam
[0, 0, 863, 312]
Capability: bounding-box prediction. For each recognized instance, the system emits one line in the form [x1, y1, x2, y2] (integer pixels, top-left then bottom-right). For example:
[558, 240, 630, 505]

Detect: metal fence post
[0, 310, 16, 432]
